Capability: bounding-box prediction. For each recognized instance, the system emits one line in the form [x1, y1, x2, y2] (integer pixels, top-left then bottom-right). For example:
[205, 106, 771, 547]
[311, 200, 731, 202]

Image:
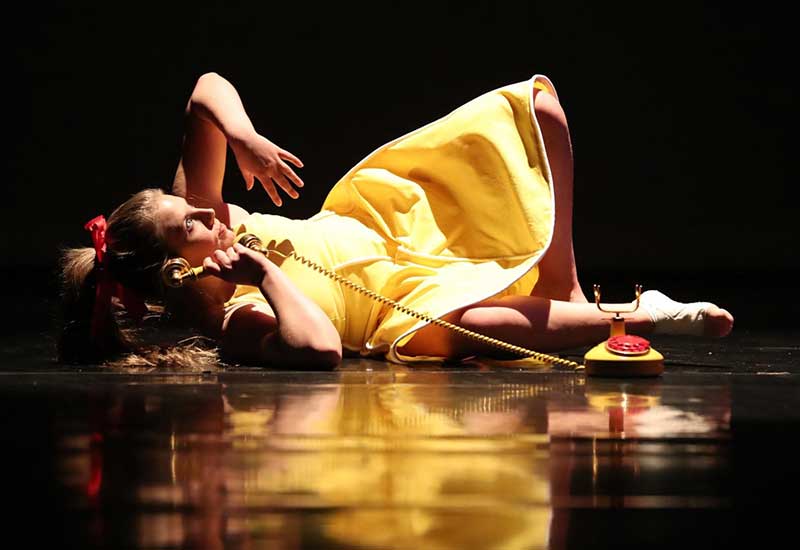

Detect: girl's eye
[185, 217, 194, 232]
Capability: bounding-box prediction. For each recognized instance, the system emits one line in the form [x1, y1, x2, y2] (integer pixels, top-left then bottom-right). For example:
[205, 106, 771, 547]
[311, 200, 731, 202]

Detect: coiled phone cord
[243, 237, 584, 371]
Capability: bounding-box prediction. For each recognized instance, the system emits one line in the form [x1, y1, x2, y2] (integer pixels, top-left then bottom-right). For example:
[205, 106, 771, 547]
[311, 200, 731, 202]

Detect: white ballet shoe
[639, 290, 716, 336]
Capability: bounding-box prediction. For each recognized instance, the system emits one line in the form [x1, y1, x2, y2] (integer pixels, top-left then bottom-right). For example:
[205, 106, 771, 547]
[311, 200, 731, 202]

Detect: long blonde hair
[58, 188, 219, 370]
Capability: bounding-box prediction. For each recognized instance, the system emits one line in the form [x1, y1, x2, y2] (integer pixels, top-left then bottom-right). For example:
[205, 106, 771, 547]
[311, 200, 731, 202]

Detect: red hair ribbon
[84, 215, 148, 339]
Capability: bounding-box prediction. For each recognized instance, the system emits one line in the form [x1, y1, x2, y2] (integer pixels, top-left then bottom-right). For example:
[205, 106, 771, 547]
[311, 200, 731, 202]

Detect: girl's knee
[533, 89, 568, 129]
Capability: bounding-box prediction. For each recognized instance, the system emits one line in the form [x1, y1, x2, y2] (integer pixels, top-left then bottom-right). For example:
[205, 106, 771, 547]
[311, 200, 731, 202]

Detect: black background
[3, 7, 797, 546]
[6, 2, 796, 275]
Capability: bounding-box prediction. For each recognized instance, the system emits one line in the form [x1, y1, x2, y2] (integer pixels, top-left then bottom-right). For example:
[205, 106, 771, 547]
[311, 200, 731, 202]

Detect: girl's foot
[639, 290, 734, 337]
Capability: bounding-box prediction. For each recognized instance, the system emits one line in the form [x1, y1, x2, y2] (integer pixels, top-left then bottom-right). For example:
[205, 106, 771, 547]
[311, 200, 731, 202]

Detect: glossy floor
[2, 330, 798, 549]
[2, 269, 798, 548]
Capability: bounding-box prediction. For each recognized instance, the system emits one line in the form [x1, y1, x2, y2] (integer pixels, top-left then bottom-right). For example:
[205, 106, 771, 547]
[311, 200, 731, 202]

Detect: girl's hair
[58, 188, 220, 371]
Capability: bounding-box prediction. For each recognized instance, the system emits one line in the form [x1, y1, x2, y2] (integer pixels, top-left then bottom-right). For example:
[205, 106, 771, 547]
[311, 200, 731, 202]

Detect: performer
[59, 72, 733, 367]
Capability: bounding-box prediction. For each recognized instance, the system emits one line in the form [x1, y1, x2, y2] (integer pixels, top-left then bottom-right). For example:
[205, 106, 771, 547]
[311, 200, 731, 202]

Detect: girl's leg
[531, 88, 587, 303]
[399, 294, 733, 360]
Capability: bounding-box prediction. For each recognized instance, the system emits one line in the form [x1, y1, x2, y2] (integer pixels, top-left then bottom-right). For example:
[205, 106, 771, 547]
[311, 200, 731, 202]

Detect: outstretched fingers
[243, 171, 255, 191]
[279, 159, 304, 189]
[274, 170, 300, 199]
[258, 177, 283, 207]
[278, 148, 304, 169]
[257, 163, 303, 206]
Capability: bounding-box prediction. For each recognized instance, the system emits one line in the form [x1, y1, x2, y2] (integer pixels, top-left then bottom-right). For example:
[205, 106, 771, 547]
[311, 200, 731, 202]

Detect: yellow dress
[225, 75, 557, 363]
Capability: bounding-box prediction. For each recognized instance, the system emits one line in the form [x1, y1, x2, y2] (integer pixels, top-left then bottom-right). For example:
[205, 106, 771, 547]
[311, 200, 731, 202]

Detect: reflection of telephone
[583, 285, 664, 377]
[586, 378, 662, 433]
[161, 233, 585, 370]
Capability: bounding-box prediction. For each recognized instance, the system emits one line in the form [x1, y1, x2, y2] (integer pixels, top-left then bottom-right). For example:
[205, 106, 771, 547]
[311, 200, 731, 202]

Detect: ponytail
[57, 246, 128, 363]
[57, 188, 222, 372]
[57, 245, 221, 371]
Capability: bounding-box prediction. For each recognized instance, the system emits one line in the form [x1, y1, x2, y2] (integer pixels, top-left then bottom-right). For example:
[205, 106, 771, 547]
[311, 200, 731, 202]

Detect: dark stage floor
[1, 268, 797, 548]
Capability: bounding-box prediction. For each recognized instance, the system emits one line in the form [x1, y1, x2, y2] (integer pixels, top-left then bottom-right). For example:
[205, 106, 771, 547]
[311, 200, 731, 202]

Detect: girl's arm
[173, 72, 305, 218]
[205, 244, 342, 367]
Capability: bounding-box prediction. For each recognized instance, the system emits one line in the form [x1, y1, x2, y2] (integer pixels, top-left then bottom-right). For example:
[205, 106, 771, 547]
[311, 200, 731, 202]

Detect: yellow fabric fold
[225, 75, 557, 363]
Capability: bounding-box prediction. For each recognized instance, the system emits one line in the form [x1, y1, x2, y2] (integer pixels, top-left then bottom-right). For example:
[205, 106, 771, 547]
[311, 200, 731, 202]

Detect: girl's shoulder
[226, 202, 250, 227]
[217, 202, 250, 229]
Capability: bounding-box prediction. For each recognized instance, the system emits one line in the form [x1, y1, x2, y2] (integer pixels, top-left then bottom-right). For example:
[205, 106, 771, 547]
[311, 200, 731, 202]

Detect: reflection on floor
[2, 342, 797, 548]
[1, 269, 797, 548]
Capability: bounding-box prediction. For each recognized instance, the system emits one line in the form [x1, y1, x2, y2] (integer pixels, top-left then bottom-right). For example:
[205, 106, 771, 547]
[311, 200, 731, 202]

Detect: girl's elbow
[299, 324, 342, 367]
[309, 340, 343, 368]
[316, 348, 343, 368]
[279, 335, 342, 368]
[187, 72, 223, 113]
[197, 71, 221, 85]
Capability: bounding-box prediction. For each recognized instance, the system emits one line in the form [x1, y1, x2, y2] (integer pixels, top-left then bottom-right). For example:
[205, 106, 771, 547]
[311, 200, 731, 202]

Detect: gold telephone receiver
[161, 234, 271, 288]
[160, 234, 663, 376]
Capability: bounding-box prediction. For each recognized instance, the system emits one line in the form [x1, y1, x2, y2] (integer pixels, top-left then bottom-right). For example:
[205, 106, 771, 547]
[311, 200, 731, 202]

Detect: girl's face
[156, 195, 235, 266]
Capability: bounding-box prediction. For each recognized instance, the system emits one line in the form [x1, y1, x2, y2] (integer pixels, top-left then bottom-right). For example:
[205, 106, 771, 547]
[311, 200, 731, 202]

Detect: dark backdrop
[6, 2, 796, 275]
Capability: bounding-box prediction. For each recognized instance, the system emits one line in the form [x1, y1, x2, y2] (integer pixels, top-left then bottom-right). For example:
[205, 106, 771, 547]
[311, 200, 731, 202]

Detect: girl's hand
[202, 243, 270, 286]
[229, 130, 305, 207]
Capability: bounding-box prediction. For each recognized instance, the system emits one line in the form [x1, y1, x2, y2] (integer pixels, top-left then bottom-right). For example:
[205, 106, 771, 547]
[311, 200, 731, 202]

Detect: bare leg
[531, 88, 586, 303]
[397, 87, 737, 361]
[398, 295, 733, 360]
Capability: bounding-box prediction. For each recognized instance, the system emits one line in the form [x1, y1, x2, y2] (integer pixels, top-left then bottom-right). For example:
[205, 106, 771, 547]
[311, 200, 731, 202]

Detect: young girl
[59, 72, 733, 368]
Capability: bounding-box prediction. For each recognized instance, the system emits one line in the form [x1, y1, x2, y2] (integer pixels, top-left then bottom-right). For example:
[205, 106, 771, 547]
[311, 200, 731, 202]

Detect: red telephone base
[583, 329, 665, 378]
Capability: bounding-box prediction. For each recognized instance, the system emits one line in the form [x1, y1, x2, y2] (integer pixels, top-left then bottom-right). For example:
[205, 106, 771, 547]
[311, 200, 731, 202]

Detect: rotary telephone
[160, 233, 664, 377]
[583, 285, 664, 377]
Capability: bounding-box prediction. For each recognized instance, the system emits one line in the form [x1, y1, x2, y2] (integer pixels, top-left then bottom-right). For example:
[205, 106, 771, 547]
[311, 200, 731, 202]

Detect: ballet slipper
[639, 290, 723, 337]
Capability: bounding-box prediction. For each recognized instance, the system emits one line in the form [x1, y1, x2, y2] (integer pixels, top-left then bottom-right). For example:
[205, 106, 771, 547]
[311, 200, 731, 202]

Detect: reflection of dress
[225, 375, 553, 548]
[225, 75, 557, 363]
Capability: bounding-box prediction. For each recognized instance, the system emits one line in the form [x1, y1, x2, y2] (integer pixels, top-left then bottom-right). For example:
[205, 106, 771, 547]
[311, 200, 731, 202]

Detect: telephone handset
[583, 285, 664, 377]
[160, 234, 662, 376]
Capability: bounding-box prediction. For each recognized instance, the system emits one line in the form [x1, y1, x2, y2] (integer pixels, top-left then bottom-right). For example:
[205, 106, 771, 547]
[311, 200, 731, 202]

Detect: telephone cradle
[583, 284, 665, 377]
